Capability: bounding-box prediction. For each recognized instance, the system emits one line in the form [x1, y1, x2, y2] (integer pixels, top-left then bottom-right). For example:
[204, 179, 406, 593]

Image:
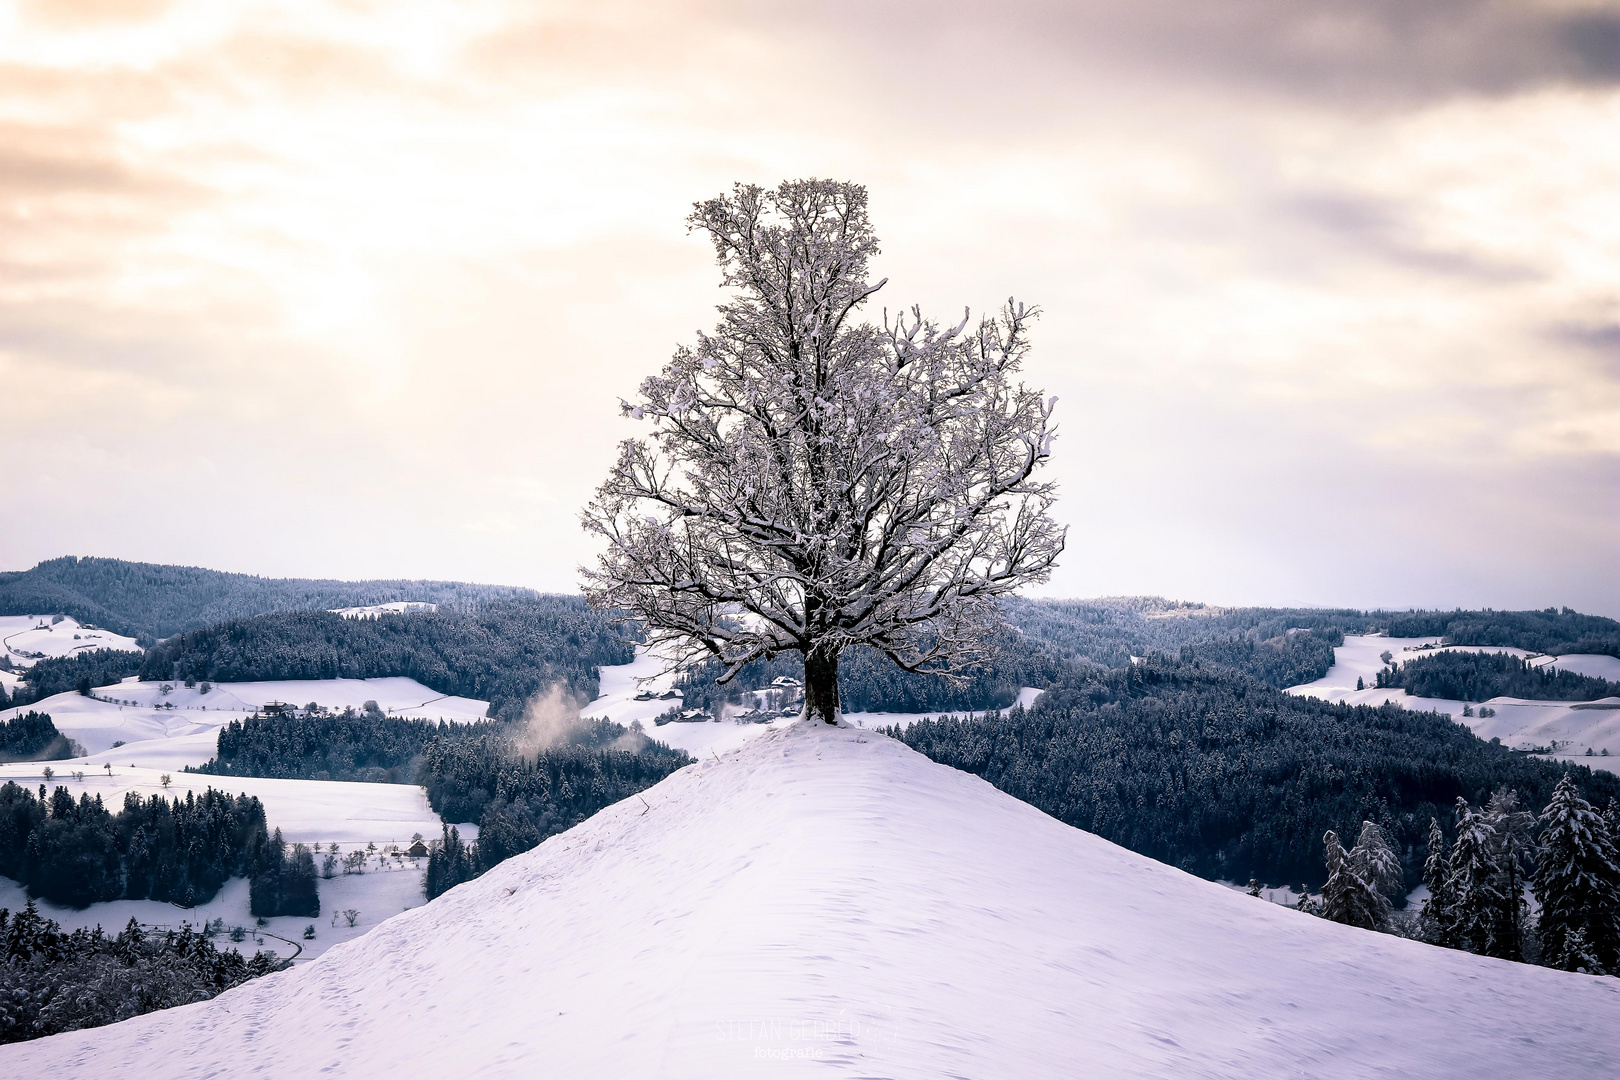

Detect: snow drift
[4, 721, 1616, 1078]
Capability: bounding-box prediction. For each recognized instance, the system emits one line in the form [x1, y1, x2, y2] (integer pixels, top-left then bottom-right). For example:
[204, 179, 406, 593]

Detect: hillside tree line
[0, 902, 283, 1045]
[892, 661, 1620, 889]
[1376, 650, 1620, 702]
[140, 598, 634, 720]
[0, 782, 313, 917]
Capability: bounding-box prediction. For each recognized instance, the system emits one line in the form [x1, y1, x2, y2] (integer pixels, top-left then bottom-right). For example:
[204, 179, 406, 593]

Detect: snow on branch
[582, 179, 1064, 702]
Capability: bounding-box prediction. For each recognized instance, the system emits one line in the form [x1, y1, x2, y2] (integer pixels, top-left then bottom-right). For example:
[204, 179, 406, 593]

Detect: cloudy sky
[3, 0, 1618, 614]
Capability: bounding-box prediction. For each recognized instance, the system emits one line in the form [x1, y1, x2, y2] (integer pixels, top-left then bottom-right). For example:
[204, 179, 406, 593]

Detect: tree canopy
[584, 180, 1063, 722]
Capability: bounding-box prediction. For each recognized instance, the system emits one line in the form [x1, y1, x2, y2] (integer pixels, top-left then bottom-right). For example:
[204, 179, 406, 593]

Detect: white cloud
[2, 0, 1616, 613]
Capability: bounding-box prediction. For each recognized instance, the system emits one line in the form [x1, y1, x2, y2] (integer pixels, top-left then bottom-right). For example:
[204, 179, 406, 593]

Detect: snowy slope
[1550, 654, 1620, 682]
[0, 760, 446, 849]
[1288, 635, 1620, 772]
[330, 601, 439, 618]
[1, 676, 489, 760]
[582, 647, 1043, 757]
[0, 677, 480, 966]
[7, 721, 1614, 1079]
[0, 614, 140, 666]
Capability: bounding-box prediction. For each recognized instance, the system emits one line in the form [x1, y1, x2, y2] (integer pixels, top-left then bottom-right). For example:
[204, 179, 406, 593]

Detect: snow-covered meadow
[329, 601, 439, 619]
[2, 675, 490, 760]
[1, 673, 486, 965]
[0, 858, 431, 965]
[580, 647, 1042, 756]
[1, 614, 140, 666]
[5, 720, 1613, 1078]
[1287, 635, 1620, 772]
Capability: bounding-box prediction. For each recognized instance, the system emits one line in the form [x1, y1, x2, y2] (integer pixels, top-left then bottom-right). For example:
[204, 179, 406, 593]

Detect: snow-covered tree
[1350, 820, 1402, 898]
[1321, 829, 1387, 930]
[1532, 775, 1620, 974]
[1420, 816, 1455, 945]
[582, 180, 1064, 724]
[1447, 798, 1515, 959]
[1484, 787, 1535, 960]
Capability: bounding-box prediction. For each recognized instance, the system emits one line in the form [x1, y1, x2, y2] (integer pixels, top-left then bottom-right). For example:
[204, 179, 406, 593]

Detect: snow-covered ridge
[6, 720, 1613, 1078]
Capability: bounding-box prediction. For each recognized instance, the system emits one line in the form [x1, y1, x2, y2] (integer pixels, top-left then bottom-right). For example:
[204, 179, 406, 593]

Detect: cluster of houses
[651, 676, 805, 726]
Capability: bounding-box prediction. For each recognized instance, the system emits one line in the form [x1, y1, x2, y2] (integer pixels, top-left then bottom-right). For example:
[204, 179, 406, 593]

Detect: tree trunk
[804, 649, 840, 725]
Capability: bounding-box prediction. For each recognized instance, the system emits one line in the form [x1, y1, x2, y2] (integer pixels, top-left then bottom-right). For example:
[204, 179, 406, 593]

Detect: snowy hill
[6, 721, 1614, 1078]
[0, 614, 140, 666]
[1289, 635, 1620, 771]
[0, 675, 490, 762]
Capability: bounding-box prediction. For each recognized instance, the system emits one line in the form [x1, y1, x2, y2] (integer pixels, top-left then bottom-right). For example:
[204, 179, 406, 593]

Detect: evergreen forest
[0, 556, 543, 642]
[1377, 650, 1620, 702]
[892, 661, 1620, 889]
[0, 903, 284, 1045]
[139, 597, 633, 719]
[0, 782, 312, 916]
[0, 712, 78, 762]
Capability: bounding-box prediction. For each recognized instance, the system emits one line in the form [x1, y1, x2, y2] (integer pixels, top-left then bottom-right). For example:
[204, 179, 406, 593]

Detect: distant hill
[0, 557, 536, 643]
[1385, 607, 1620, 658]
[140, 599, 635, 719]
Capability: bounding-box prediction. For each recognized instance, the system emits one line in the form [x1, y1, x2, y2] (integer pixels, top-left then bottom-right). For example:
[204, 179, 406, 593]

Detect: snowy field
[0, 858, 430, 965]
[0, 760, 450, 848]
[0, 674, 476, 965]
[0, 759, 458, 967]
[1287, 635, 1620, 772]
[330, 601, 438, 619]
[580, 647, 1041, 755]
[2, 675, 490, 759]
[0, 614, 140, 665]
[1546, 654, 1620, 682]
[6, 719, 1614, 1079]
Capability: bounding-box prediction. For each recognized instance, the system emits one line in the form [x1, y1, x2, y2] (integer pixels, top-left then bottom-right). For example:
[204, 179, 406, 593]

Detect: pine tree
[1447, 798, 1515, 959]
[1420, 817, 1455, 945]
[1483, 787, 1534, 962]
[1532, 775, 1620, 974]
[425, 823, 478, 900]
[1321, 829, 1387, 929]
[1555, 926, 1604, 976]
[1350, 820, 1402, 898]
[249, 827, 286, 917]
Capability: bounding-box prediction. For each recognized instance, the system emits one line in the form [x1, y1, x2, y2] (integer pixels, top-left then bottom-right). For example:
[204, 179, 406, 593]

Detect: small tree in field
[583, 180, 1063, 724]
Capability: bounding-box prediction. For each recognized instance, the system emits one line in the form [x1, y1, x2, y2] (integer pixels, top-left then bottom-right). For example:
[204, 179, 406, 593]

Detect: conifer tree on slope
[1321, 829, 1387, 930]
[1446, 798, 1516, 959]
[1420, 817, 1456, 946]
[1350, 820, 1402, 899]
[582, 180, 1064, 725]
[1483, 787, 1535, 963]
[1532, 775, 1620, 974]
